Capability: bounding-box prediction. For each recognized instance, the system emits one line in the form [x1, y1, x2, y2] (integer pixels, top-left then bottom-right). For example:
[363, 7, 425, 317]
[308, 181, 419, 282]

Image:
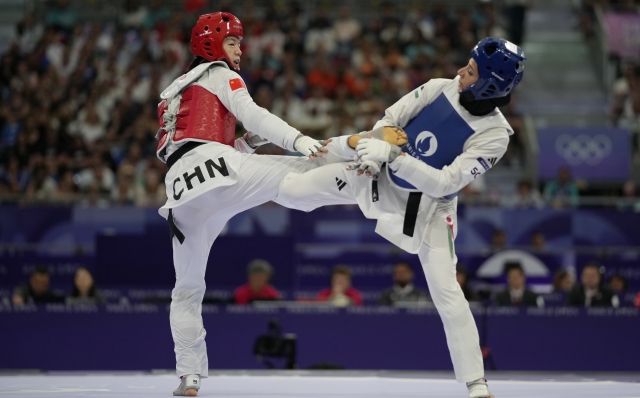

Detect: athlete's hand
[243, 131, 269, 149]
[382, 126, 408, 146]
[346, 160, 382, 180]
[356, 138, 402, 164]
[347, 126, 407, 149]
[294, 134, 328, 160]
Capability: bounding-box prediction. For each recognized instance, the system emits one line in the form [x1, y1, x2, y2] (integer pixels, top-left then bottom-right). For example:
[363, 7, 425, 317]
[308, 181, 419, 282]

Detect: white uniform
[277, 76, 511, 383]
[157, 61, 347, 378]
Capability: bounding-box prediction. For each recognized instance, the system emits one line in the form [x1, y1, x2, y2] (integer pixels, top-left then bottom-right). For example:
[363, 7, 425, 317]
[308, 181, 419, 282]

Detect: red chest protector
[156, 84, 236, 162]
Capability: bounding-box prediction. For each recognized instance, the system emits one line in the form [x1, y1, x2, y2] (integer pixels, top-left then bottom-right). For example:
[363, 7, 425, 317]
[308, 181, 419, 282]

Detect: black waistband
[403, 192, 422, 237]
[166, 141, 205, 170]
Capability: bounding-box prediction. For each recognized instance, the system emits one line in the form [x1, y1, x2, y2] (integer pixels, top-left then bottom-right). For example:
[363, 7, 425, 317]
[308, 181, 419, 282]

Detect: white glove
[347, 160, 382, 180]
[294, 134, 325, 158]
[356, 138, 402, 163]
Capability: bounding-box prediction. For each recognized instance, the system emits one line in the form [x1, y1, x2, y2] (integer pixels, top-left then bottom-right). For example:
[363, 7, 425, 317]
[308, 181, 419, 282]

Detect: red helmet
[191, 12, 244, 71]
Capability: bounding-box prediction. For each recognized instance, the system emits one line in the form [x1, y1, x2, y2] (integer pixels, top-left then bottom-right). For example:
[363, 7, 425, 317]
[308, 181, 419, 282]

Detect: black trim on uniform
[167, 141, 205, 170]
[168, 209, 185, 244]
[403, 192, 422, 237]
[372, 180, 379, 202]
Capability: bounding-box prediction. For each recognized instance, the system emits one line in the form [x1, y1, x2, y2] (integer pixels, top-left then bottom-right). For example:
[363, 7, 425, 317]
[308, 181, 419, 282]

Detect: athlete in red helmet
[159, 12, 338, 396]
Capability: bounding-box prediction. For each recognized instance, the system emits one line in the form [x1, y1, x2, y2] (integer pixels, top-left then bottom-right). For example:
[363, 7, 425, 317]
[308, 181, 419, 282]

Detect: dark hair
[70, 267, 97, 298]
[582, 262, 601, 274]
[33, 266, 50, 276]
[504, 261, 523, 276]
[608, 273, 627, 290]
[332, 265, 352, 278]
[187, 56, 208, 72]
[394, 262, 412, 271]
[552, 270, 569, 290]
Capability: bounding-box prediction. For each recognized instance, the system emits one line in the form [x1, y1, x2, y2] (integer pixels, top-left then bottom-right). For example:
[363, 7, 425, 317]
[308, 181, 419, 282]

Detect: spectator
[233, 259, 280, 305]
[616, 181, 640, 212]
[487, 230, 507, 254]
[530, 232, 546, 252]
[67, 267, 105, 304]
[552, 270, 573, 292]
[317, 265, 363, 306]
[567, 263, 619, 308]
[543, 167, 579, 208]
[608, 274, 627, 294]
[333, 7, 361, 57]
[76, 154, 116, 194]
[456, 264, 477, 302]
[495, 262, 543, 307]
[508, 179, 544, 209]
[12, 266, 63, 304]
[379, 262, 429, 305]
[45, 0, 77, 32]
[504, 0, 529, 45]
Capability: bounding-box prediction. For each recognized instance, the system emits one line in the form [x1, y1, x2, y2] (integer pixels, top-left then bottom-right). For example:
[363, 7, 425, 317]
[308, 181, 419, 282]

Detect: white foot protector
[173, 374, 200, 396]
[466, 378, 494, 398]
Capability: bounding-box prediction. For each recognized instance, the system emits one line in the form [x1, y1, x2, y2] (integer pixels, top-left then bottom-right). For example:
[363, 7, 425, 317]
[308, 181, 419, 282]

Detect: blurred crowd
[0, 0, 532, 206]
[11, 258, 640, 309]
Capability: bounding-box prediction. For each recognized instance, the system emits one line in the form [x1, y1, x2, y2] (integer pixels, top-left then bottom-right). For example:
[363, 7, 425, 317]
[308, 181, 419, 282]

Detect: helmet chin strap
[459, 91, 511, 117]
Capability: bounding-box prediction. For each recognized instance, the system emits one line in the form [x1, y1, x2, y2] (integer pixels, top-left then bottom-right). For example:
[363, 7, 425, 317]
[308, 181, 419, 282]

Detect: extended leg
[275, 162, 358, 211]
[418, 213, 484, 384]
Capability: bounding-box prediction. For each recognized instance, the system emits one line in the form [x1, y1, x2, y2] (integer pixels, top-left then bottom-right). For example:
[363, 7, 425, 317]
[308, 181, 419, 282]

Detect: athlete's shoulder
[481, 108, 514, 135]
[160, 61, 220, 99]
[206, 64, 247, 93]
[417, 78, 453, 93]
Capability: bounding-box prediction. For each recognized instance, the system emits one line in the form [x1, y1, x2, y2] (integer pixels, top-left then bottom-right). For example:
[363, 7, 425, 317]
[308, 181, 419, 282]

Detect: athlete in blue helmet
[277, 38, 526, 398]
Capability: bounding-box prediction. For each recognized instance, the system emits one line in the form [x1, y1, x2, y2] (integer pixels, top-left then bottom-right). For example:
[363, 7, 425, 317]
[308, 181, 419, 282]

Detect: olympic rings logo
[554, 134, 612, 166]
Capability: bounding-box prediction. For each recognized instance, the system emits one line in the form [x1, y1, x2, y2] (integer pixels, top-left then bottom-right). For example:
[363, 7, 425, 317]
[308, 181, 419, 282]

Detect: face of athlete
[457, 58, 479, 92]
[222, 36, 242, 68]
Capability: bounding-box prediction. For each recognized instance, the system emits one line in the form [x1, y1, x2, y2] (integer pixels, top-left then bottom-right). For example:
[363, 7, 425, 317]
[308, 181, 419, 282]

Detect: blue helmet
[462, 37, 526, 100]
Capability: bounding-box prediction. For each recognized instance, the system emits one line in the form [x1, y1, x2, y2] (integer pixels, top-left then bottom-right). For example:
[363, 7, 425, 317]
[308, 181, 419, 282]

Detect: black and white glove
[243, 131, 269, 149]
[347, 159, 382, 180]
[355, 138, 402, 164]
[294, 134, 326, 158]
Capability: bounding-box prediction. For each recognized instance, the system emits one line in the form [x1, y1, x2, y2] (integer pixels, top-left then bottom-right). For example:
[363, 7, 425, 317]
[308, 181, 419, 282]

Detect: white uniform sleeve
[325, 135, 357, 161]
[204, 67, 300, 151]
[388, 127, 510, 197]
[372, 79, 451, 130]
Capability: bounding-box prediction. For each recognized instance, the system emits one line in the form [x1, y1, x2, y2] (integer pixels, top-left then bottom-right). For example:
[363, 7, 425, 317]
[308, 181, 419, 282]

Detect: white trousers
[168, 152, 313, 378]
[277, 162, 484, 383]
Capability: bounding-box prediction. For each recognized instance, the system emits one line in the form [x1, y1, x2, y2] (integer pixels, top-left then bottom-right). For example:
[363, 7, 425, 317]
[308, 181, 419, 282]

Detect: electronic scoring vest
[156, 62, 236, 162]
[387, 79, 511, 198]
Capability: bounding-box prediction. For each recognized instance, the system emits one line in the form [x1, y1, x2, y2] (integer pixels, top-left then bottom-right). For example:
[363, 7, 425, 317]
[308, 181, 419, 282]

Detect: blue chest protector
[390, 92, 475, 199]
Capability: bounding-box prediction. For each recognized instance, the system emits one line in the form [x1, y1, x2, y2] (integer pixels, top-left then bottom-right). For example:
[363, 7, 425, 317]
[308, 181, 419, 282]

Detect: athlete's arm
[388, 127, 509, 197]
[207, 67, 324, 156]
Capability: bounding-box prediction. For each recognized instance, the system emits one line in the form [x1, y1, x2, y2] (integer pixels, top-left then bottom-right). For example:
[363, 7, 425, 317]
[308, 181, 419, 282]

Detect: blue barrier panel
[1, 305, 638, 372]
